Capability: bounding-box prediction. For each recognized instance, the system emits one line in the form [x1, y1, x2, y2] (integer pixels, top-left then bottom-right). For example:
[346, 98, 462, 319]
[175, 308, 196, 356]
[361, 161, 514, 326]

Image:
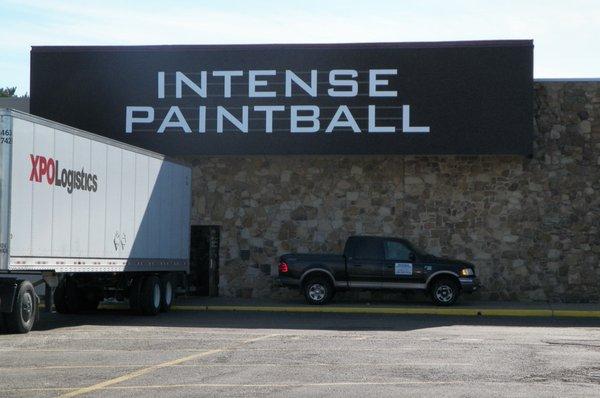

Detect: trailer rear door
[0, 110, 12, 271]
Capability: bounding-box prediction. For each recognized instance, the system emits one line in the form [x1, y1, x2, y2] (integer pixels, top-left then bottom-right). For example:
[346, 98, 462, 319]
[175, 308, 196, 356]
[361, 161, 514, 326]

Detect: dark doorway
[189, 225, 220, 296]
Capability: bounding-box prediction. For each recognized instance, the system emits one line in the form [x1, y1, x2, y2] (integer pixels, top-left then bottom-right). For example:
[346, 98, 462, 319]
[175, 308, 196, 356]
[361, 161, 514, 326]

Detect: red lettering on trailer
[29, 154, 56, 184]
[28, 153, 98, 193]
[29, 154, 40, 182]
[38, 156, 48, 182]
[46, 158, 55, 184]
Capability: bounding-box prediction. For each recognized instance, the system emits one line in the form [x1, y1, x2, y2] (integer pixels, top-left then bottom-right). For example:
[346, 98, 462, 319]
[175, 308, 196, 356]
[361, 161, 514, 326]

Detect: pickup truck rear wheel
[303, 276, 334, 305]
[430, 277, 460, 306]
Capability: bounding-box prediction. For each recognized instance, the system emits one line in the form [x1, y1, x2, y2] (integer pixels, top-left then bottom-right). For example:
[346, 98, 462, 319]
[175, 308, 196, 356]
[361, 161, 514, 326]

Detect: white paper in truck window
[395, 262, 413, 276]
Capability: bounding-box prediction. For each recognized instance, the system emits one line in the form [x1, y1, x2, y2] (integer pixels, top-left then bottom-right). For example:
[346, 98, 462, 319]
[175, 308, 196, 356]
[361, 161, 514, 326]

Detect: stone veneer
[183, 81, 600, 302]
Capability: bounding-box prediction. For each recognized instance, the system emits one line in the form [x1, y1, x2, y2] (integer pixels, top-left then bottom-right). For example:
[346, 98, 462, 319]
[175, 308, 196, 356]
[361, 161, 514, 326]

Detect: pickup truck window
[384, 240, 412, 261]
[353, 238, 384, 260]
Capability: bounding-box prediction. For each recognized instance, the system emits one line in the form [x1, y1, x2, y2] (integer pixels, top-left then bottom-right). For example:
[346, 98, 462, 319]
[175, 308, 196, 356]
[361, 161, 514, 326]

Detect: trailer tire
[140, 276, 161, 316]
[159, 275, 174, 313]
[80, 292, 100, 312]
[64, 278, 82, 314]
[54, 279, 69, 314]
[129, 276, 145, 312]
[5, 280, 37, 334]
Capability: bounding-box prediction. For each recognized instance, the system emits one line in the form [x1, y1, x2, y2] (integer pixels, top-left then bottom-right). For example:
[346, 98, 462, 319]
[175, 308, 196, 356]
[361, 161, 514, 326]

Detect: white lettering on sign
[212, 71, 243, 98]
[290, 106, 320, 133]
[125, 107, 154, 133]
[369, 69, 398, 97]
[126, 69, 431, 135]
[326, 106, 360, 133]
[254, 106, 285, 133]
[249, 70, 277, 98]
[395, 262, 413, 276]
[328, 70, 358, 97]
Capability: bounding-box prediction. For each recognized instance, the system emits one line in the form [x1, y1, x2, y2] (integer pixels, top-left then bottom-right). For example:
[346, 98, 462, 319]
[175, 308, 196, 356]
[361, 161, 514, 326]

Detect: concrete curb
[39, 303, 600, 318]
[169, 305, 600, 318]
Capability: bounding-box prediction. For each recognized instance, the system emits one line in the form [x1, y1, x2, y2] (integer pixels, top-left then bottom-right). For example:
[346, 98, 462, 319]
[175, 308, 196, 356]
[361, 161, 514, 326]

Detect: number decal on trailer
[1, 129, 12, 144]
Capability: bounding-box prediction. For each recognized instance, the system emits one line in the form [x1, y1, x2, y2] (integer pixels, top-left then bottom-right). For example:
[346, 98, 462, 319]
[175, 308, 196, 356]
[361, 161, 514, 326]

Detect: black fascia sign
[30, 41, 533, 156]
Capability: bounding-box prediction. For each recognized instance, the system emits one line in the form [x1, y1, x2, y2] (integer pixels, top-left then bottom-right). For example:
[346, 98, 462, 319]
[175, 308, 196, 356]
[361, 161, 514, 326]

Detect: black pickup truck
[278, 236, 479, 306]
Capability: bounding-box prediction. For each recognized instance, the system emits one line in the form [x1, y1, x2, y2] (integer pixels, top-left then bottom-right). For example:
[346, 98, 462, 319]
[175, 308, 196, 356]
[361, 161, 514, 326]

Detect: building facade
[187, 81, 600, 302]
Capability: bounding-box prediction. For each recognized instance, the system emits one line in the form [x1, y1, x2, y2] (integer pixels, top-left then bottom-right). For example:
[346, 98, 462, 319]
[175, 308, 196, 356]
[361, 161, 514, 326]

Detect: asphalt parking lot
[1, 310, 600, 397]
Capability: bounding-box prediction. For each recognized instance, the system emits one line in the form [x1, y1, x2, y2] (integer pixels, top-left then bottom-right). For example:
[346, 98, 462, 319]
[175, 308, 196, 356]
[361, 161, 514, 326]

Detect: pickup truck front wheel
[429, 277, 460, 306]
[303, 277, 334, 305]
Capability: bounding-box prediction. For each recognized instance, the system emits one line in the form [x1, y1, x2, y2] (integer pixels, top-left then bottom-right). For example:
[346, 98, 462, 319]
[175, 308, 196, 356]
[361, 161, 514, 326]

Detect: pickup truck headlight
[460, 268, 474, 277]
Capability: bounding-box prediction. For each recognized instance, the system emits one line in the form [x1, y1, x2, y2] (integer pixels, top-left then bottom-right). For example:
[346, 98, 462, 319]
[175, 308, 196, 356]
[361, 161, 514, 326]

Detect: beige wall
[185, 82, 600, 302]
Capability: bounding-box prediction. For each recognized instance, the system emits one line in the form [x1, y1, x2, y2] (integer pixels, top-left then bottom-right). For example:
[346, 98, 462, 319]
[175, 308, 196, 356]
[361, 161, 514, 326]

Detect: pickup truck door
[345, 237, 384, 288]
[381, 239, 427, 288]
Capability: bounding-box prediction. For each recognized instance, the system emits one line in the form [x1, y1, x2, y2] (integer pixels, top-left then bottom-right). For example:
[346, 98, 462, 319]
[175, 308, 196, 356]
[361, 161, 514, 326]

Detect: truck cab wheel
[5, 280, 37, 334]
[303, 277, 334, 305]
[430, 277, 460, 306]
[159, 275, 174, 313]
[140, 276, 161, 315]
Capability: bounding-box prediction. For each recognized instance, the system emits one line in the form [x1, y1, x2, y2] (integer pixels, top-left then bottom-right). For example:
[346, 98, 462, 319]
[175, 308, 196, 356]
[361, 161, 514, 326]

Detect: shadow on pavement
[24, 307, 600, 334]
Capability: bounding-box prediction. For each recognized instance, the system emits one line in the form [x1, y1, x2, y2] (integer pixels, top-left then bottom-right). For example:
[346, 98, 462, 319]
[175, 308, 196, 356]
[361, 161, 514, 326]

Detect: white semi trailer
[0, 109, 192, 333]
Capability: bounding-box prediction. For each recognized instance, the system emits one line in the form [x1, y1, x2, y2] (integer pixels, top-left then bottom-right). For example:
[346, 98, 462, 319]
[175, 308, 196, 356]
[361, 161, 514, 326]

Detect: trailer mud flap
[0, 279, 17, 313]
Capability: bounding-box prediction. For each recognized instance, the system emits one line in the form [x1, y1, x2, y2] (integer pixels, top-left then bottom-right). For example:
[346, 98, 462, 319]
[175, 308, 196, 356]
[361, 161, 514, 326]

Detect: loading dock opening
[189, 225, 220, 297]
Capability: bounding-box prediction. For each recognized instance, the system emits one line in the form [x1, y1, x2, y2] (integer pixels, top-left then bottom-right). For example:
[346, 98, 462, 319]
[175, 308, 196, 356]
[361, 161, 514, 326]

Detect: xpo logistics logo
[29, 154, 98, 194]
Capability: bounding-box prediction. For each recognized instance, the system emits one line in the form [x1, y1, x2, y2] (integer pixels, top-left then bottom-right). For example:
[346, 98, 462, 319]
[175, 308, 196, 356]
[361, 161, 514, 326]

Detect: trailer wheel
[129, 276, 145, 312]
[140, 276, 161, 316]
[5, 280, 37, 334]
[80, 292, 100, 312]
[64, 278, 82, 313]
[159, 275, 174, 313]
[54, 279, 69, 314]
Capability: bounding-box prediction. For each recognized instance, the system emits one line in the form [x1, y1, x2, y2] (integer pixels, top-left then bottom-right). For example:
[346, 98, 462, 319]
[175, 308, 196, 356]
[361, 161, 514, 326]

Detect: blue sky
[1, 0, 599, 95]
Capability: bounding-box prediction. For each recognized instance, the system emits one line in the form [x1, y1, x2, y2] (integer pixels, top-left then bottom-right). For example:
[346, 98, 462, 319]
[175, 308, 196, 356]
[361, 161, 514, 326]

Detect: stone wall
[185, 81, 600, 302]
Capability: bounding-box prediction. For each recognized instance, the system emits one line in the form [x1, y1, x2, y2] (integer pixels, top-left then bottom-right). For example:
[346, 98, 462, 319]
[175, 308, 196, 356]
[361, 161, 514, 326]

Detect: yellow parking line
[57, 349, 223, 398]
[58, 334, 278, 398]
